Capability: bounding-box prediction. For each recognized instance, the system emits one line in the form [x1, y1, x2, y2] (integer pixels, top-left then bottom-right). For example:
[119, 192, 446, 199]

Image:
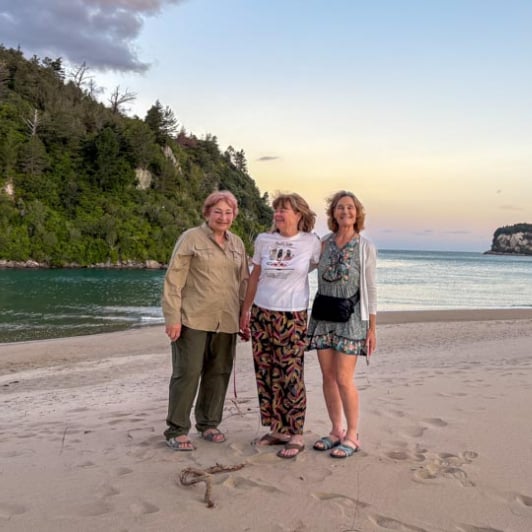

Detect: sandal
[201, 428, 226, 443]
[330, 439, 360, 459]
[313, 436, 341, 451]
[277, 442, 305, 459]
[166, 437, 195, 451]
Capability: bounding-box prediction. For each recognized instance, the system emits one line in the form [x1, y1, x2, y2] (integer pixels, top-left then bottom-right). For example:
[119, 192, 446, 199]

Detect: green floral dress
[307, 236, 368, 355]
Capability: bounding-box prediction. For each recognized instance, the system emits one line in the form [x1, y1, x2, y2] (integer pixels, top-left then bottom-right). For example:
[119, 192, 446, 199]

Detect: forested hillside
[0, 46, 272, 266]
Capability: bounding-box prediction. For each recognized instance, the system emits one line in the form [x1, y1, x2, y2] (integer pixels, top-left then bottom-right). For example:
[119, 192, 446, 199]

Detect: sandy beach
[1, 310, 532, 532]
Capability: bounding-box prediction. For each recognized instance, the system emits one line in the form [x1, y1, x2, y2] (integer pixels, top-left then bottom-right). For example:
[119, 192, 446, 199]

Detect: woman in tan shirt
[162, 191, 249, 451]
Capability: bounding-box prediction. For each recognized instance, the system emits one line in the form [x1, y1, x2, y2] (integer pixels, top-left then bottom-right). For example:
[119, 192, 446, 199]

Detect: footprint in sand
[298, 466, 333, 483]
[115, 466, 134, 476]
[389, 409, 406, 418]
[386, 450, 410, 461]
[77, 460, 96, 468]
[76, 500, 113, 517]
[370, 514, 427, 531]
[456, 525, 504, 532]
[461, 451, 478, 462]
[0, 502, 27, 519]
[423, 417, 448, 427]
[413, 450, 478, 487]
[313, 492, 368, 507]
[402, 426, 426, 438]
[441, 466, 473, 486]
[100, 483, 120, 497]
[515, 493, 532, 507]
[129, 500, 159, 515]
[223, 475, 282, 493]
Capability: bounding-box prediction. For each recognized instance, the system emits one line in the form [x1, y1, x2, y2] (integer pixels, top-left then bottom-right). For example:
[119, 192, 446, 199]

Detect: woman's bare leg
[334, 352, 359, 448]
[317, 348, 346, 441]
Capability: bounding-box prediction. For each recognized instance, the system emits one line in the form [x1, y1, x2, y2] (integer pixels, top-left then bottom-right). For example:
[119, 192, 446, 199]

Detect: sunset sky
[2, 0, 531, 251]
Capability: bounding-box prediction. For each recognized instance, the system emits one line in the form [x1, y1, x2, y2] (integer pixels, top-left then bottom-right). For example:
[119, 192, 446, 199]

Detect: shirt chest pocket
[229, 248, 244, 268]
[192, 245, 214, 274]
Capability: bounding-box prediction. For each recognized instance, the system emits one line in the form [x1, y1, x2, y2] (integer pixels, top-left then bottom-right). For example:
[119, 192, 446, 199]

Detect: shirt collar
[201, 222, 229, 241]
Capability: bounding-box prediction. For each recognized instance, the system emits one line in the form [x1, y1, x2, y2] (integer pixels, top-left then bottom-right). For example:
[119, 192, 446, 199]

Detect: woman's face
[334, 196, 357, 229]
[206, 200, 234, 234]
[274, 202, 302, 235]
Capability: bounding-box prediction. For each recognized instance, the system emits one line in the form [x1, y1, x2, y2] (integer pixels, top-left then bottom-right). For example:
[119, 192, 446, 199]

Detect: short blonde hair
[272, 193, 316, 233]
[202, 190, 239, 218]
[326, 190, 366, 233]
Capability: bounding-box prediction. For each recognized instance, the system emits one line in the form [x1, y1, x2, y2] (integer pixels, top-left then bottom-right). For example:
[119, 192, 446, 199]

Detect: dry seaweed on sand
[179, 463, 246, 508]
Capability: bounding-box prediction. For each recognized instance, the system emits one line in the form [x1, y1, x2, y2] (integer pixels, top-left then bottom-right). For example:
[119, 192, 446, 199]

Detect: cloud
[500, 204, 524, 211]
[257, 156, 280, 162]
[0, 0, 183, 72]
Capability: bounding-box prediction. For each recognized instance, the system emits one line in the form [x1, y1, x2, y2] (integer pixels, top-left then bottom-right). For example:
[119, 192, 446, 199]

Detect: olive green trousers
[164, 326, 236, 440]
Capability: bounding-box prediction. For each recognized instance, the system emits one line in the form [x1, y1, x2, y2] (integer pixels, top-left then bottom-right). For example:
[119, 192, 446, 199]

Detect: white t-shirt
[252, 231, 321, 311]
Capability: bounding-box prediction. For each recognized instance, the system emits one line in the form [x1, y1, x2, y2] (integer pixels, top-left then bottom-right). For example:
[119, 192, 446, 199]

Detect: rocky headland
[486, 223, 532, 255]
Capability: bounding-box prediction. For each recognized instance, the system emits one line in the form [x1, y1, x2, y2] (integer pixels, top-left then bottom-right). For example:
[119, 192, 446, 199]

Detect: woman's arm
[162, 234, 192, 341]
[364, 241, 377, 355]
[239, 263, 261, 331]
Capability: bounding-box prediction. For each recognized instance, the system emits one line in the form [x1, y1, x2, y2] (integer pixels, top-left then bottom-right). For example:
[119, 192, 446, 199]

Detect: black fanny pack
[311, 292, 360, 322]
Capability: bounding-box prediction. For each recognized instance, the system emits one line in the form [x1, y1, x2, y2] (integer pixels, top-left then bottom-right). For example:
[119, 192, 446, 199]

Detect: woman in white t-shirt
[240, 193, 321, 458]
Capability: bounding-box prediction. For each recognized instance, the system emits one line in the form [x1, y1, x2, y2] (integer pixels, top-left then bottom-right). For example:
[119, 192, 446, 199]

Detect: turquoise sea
[1, 250, 531, 343]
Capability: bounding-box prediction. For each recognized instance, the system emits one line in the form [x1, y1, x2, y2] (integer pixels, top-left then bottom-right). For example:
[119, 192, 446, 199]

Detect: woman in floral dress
[307, 190, 377, 458]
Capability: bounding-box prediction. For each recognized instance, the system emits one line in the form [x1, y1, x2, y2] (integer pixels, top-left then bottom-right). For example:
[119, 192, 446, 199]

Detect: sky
[1, 0, 531, 251]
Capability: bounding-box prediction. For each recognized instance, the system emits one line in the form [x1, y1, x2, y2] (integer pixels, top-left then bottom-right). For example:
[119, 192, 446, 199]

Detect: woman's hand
[239, 311, 251, 342]
[366, 328, 376, 356]
[239, 310, 250, 331]
[165, 323, 182, 342]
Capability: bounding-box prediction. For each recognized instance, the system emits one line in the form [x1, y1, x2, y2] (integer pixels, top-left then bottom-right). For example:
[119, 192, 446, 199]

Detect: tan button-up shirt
[162, 223, 249, 333]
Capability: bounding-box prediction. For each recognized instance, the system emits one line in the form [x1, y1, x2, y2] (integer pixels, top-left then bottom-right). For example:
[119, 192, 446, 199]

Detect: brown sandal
[277, 443, 305, 459]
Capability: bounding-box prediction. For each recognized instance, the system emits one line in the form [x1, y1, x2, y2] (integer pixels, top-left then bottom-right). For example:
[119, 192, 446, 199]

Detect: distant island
[486, 223, 532, 256]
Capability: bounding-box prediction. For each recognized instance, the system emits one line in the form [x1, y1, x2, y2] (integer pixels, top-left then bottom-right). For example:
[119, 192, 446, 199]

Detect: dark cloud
[257, 156, 280, 162]
[0, 0, 183, 72]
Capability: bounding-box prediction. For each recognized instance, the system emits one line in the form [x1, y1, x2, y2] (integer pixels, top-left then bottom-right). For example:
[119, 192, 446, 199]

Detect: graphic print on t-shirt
[265, 240, 297, 279]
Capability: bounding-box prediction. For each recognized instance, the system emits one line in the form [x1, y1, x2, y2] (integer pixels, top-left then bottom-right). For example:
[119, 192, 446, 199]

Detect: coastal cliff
[487, 223, 532, 255]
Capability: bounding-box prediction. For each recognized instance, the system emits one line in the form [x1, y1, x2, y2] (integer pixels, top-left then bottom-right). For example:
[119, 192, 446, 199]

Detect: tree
[108, 85, 136, 114]
[145, 100, 178, 144]
[69, 62, 92, 91]
[0, 60, 9, 100]
[18, 109, 48, 177]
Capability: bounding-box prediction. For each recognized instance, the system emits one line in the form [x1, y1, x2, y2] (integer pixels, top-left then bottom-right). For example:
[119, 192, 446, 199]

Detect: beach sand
[1, 310, 532, 531]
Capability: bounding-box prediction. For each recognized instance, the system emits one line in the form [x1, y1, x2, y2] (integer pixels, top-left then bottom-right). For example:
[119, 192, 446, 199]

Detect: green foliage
[493, 223, 532, 238]
[0, 45, 272, 265]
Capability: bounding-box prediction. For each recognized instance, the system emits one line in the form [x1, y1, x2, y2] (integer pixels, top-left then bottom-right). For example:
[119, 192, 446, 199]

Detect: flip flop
[313, 436, 341, 451]
[255, 433, 289, 446]
[201, 428, 226, 443]
[166, 437, 195, 451]
[330, 440, 360, 459]
[277, 443, 305, 459]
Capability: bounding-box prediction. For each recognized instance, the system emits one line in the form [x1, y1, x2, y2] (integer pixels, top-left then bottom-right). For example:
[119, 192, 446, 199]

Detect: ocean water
[1, 250, 531, 343]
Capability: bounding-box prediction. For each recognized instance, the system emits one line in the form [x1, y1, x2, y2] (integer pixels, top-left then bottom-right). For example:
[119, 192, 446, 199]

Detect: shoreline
[2, 307, 532, 346]
[2, 308, 532, 371]
[2, 307, 532, 345]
